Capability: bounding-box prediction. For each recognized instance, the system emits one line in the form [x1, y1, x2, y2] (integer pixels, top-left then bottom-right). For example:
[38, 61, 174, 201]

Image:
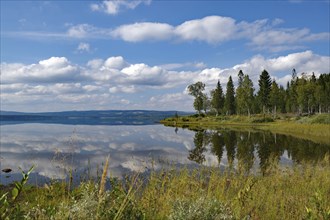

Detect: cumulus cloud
[1, 57, 80, 84]
[1, 51, 329, 111]
[90, 0, 151, 15]
[175, 16, 237, 44]
[104, 56, 128, 69]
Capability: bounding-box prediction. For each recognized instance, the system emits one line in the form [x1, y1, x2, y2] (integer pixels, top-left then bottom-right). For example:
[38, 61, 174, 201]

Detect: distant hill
[0, 110, 191, 125]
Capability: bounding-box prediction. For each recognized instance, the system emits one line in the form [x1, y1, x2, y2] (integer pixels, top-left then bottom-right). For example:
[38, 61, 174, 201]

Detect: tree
[224, 76, 236, 115]
[188, 82, 205, 114]
[210, 80, 224, 115]
[297, 73, 318, 114]
[279, 85, 286, 113]
[202, 93, 211, 114]
[236, 70, 245, 115]
[238, 70, 244, 87]
[316, 73, 330, 113]
[257, 70, 272, 114]
[270, 79, 281, 117]
[241, 75, 255, 117]
[289, 69, 299, 113]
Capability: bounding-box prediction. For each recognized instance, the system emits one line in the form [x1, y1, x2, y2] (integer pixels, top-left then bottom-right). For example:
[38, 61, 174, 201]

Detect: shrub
[169, 197, 233, 220]
[251, 117, 274, 123]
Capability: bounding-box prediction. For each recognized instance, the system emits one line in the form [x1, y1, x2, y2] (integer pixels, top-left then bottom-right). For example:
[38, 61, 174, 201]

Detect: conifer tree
[210, 80, 225, 115]
[270, 79, 280, 117]
[224, 76, 236, 115]
[257, 70, 272, 114]
[236, 70, 245, 115]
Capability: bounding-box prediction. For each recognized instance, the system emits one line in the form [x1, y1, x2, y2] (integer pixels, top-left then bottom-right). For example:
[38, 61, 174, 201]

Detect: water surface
[1, 123, 329, 185]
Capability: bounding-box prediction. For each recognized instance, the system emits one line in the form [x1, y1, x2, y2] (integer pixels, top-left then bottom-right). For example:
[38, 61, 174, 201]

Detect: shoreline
[160, 114, 330, 144]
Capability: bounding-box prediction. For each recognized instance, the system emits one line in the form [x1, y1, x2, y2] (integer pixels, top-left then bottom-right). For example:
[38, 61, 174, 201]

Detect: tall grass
[1, 156, 330, 219]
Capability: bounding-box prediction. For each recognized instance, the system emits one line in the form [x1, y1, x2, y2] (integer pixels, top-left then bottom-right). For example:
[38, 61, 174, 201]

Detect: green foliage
[251, 117, 274, 123]
[186, 70, 329, 116]
[0, 165, 35, 219]
[270, 79, 281, 116]
[224, 76, 236, 115]
[211, 80, 225, 115]
[304, 191, 330, 220]
[258, 69, 272, 114]
[297, 114, 330, 124]
[188, 82, 206, 114]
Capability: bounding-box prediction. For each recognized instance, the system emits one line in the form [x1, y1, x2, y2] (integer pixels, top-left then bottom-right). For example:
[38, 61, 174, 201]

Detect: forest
[188, 69, 330, 117]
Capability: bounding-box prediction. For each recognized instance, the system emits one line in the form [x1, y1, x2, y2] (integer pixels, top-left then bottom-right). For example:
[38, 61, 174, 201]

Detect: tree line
[188, 69, 330, 116]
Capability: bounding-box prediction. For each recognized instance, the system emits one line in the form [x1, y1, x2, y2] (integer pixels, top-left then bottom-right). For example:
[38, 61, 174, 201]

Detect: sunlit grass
[1, 156, 330, 219]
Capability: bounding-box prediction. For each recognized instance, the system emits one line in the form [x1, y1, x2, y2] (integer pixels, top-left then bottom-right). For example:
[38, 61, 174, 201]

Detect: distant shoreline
[0, 110, 190, 126]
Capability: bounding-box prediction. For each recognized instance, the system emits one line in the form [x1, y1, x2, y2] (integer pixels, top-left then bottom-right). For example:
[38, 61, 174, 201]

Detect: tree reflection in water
[187, 128, 330, 174]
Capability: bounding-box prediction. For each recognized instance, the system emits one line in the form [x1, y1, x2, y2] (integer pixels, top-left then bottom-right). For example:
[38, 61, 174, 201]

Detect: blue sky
[1, 0, 329, 112]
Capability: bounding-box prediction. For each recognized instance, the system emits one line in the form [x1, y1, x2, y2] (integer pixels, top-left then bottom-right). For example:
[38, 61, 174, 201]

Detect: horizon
[1, 0, 329, 112]
[0, 109, 191, 114]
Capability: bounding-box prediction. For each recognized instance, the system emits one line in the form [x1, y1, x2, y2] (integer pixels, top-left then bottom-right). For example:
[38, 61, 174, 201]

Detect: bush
[182, 118, 190, 122]
[251, 117, 274, 123]
[169, 197, 233, 220]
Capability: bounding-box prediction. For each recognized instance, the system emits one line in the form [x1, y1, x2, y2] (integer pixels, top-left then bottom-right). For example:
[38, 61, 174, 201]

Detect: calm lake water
[1, 123, 329, 185]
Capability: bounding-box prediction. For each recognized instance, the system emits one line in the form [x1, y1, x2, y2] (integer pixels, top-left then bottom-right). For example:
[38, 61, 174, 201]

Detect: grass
[161, 113, 330, 144]
[1, 156, 330, 220]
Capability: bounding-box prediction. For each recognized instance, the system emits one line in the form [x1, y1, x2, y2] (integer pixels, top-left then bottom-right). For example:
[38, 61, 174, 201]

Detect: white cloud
[175, 16, 237, 44]
[109, 85, 137, 94]
[76, 42, 90, 52]
[110, 16, 329, 51]
[104, 56, 128, 69]
[112, 22, 174, 42]
[1, 51, 329, 111]
[1, 57, 79, 84]
[7, 15, 328, 53]
[91, 0, 151, 15]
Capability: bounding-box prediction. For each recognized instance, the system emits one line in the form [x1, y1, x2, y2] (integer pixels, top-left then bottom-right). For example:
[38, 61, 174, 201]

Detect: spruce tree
[210, 80, 224, 115]
[236, 70, 245, 115]
[257, 70, 272, 114]
[224, 76, 236, 115]
[270, 79, 280, 117]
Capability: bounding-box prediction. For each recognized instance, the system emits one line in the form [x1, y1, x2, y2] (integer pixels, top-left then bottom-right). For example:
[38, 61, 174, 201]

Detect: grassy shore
[1, 157, 330, 220]
[161, 113, 330, 144]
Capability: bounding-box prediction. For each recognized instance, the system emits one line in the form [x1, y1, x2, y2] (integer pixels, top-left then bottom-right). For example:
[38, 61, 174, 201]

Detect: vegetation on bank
[1, 156, 330, 220]
[161, 113, 330, 144]
[187, 70, 329, 117]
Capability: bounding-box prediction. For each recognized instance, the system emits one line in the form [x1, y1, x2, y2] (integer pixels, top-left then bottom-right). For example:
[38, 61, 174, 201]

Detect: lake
[1, 123, 330, 185]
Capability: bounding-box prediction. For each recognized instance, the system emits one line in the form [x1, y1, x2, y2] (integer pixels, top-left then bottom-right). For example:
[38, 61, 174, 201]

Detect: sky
[1, 0, 329, 112]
